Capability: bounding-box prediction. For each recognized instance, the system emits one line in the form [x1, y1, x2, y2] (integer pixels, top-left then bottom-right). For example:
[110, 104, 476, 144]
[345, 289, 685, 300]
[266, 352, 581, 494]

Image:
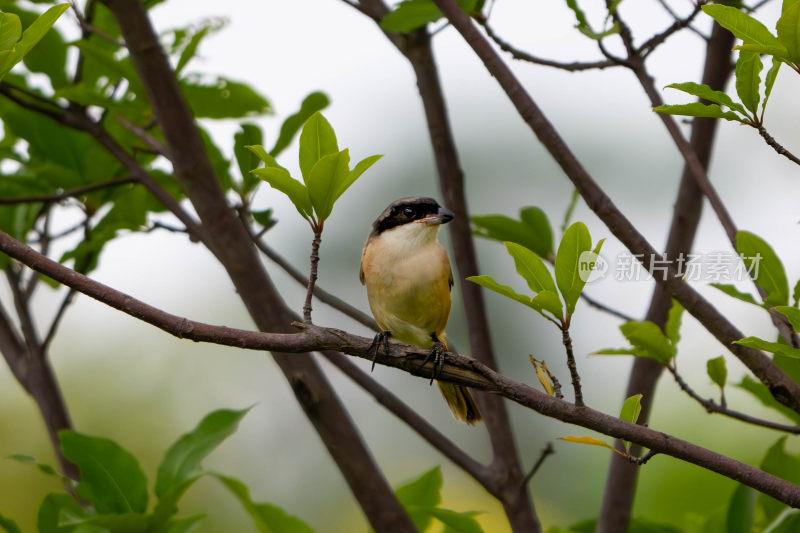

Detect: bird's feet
[419, 336, 446, 385]
[367, 330, 392, 372]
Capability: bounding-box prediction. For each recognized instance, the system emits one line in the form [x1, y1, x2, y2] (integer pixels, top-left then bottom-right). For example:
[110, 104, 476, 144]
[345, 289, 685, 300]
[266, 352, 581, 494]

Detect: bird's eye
[402, 207, 415, 217]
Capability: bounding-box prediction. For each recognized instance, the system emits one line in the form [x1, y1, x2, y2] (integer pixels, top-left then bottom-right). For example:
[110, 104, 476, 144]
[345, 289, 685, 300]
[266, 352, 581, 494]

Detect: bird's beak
[424, 207, 455, 225]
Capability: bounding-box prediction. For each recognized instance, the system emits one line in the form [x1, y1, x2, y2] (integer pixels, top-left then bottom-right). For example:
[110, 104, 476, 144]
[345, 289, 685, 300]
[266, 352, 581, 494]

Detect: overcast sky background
[2, 1, 799, 531]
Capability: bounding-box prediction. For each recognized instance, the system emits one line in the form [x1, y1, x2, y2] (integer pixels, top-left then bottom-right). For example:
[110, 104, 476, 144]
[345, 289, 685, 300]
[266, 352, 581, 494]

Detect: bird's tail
[436, 381, 482, 425]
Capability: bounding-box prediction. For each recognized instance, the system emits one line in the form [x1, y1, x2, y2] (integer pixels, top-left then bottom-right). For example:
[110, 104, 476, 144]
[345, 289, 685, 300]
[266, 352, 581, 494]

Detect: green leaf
[619, 394, 642, 424]
[772, 512, 800, 533]
[759, 437, 800, 524]
[307, 149, 350, 221]
[702, 5, 788, 56]
[234, 124, 264, 196]
[555, 222, 592, 316]
[8, 3, 69, 68]
[379, 0, 479, 33]
[162, 514, 206, 533]
[8, 453, 63, 479]
[252, 167, 313, 220]
[298, 112, 338, 181]
[619, 321, 674, 364]
[395, 467, 442, 532]
[0, 512, 20, 533]
[381, 0, 442, 33]
[472, 207, 553, 259]
[504, 242, 558, 295]
[653, 103, 746, 123]
[664, 82, 746, 114]
[181, 77, 270, 119]
[733, 336, 800, 359]
[36, 493, 87, 533]
[707, 356, 727, 389]
[738, 375, 800, 425]
[776, 306, 800, 331]
[71, 39, 145, 97]
[776, 1, 800, 62]
[59, 430, 149, 514]
[65, 512, 150, 532]
[663, 299, 684, 346]
[466, 275, 539, 310]
[270, 92, 330, 157]
[709, 283, 760, 306]
[331, 153, 382, 204]
[531, 290, 565, 321]
[619, 393, 643, 452]
[756, 62, 785, 115]
[794, 279, 800, 307]
[176, 25, 211, 76]
[214, 474, 315, 533]
[0, 13, 21, 51]
[155, 407, 251, 499]
[736, 230, 789, 306]
[726, 484, 756, 533]
[427, 508, 485, 533]
[245, 144, 283, 170]
[251, 209, 275, 229]
[735, 50, 762, 115]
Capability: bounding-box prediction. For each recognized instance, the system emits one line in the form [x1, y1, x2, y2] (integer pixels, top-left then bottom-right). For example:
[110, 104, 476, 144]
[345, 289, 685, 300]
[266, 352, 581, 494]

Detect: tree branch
[101, 1, 416, 529]
[3, 228, 800, 507]
[597, 22, 736, 533]
[668, 362, 800, 434]
[429, 0, 800, 415]
[757, 126, 800, 167]
[0, 176, 137, 205]
[476, 16, 616, 71]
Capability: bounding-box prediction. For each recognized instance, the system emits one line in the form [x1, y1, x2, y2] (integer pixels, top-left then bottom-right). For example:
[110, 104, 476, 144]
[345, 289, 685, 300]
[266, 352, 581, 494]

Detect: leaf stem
[561, 325, 583, 406]
[303, 225, 323, 323]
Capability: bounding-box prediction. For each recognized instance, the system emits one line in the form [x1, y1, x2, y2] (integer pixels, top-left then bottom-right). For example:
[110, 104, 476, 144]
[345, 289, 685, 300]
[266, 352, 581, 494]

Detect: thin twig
[668, 363, 800, 434]
[322, 351, 493, 489]
[757, 127, 800, 167]
[42, 288, 78, 352]
[579, 292, 635, 322]
[522, 442, 555, 486]
[477, 16, 616, 71]
[0, 176, 137, 205]
[115, 115, 170, 157]
[627, 450, 657, 466]
[561, 326, 583, 406]
[303, 228, 322, 323]
[249, 230, 379, 331]
[644, 0, 707, 52]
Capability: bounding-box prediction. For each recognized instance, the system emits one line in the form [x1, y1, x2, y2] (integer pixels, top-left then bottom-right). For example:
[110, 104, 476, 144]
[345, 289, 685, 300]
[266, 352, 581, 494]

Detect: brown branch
[637, 2, 705, 57]
[521, 442, 555, 486]
[101, 1, 416, 530]
[0, 176, 137, 205]
[429, 0, 800, 415]
[114, 115, 170, 157]
[3, 228, 800, 508]
[668, 363, 800, 434]
[477, 16, 616, 72]
[321, 351, 492, 488]
[248, 230, 379, 331]
[758, 126, 800, 166]
[653, 0, 708, 41]
[389, 17, 542, 532]
[597, 22, 736, 533]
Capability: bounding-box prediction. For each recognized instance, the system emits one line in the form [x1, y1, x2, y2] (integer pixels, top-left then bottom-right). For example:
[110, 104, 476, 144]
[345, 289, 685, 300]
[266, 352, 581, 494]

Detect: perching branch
[3, 228, 800, 508]
[429, 0, 800, 415]
[560, 326, 583, 406]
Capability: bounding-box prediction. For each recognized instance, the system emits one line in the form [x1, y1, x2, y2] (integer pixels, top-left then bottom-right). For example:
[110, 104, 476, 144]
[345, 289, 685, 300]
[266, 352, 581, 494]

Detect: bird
[360, 196, 482, 425]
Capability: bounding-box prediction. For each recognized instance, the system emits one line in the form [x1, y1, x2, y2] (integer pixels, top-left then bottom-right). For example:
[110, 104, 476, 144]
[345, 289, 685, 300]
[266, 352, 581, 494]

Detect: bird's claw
[368, 331, 392, 372]
[419, 340, 446, 385]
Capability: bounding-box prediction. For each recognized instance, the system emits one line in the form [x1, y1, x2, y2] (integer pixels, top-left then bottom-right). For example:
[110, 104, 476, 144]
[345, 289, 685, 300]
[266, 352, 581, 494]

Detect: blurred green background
[1, 1, 800, 531]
